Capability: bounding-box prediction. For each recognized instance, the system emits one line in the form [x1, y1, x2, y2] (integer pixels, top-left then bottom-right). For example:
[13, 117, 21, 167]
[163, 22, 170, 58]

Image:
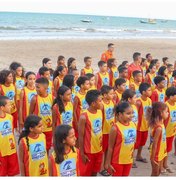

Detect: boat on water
[81, 19, 92, 23]
[140, 19, 156, 24]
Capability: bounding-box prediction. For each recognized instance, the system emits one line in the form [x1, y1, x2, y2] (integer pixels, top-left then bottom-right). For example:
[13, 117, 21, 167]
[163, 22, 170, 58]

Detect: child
[135, 83, 152, 163]
[114, 78, 126, 104]
[49, 125, 79, 176]
[29, 77, 53, 152]
[18, 115, 48, 176]
[118, 66, 129, 89]
[121, 61, 129, 68]
[0, 96, 19, 176]
[100, 85, 115, 176]
[146, 53, 153, 69]
[158, 66, 169, 90]
[171, 70, 176, 87]
[78, 90, 103, 176]
[162, 57, 169, 67]
[105, 102, 136, 176]
[81, 56, 94, 76]
[57, 55, 67, 70]
[0, 70, 18, 130]
[19, 72, 37, 130]
[129, 70, 142, 98]
[53, 66, 67, 97]
[67, 57, 77, 74]
[85, 73, 96, 90]
[150, 76, 166, 103]
[140, 58, 147, 81]
[71, 69, 80, 102]
[95, 61, 110, 90]
[73, 76, 90, 137]
[146, 102, 168, 176]
[52, 85, 73, 134]
[107, 58, 118, 87]
[167, 64, 174, 87]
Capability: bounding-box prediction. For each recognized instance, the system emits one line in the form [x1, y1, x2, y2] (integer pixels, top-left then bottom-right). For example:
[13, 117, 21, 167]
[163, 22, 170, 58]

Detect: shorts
[79, 151, 103, 176]
[43, 131, 53, 151]
[102, 134, 109, 152]
[111, 163, 132, 176]
[0, 153, 19, 176]
[135, 131, 148, 149]
[166, 136, 174, 153]
[12, 111, 18, 129]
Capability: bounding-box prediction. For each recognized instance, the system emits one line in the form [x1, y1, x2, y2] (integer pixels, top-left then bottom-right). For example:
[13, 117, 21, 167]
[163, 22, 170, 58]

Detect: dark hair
[162, 57, 168, 63]
[158, 66, 167, 76]
[150, 59, 157, 65]
[57, 55, 65, 63]
[108, 43, 114, 48]
[0, 96, 9, 107]
[25, 71, 36, 86]
[35, 77, 49, 86]
[121, 89, 136, 102]
[115, 78, 126, 87]
[53, 85, 70, 114]
[153, 76, 165, 85]
[98, 60, 106, 67]
[118, 66, 127, 73]
[63, 75, 74, 89]
[146, 53, 151, 59]
[76, 76, 89, 88]
[132, 70, 142, 78]
[133, 52, 141, 61]
[146, 63, 156, 74]
[42, 58, 51, 66]
[167, 64, 173, 68]
[0, 70, 14, 84]
[39, 66, 49, 76]
[146, 102, 167, 128]
[121, 61, 128, 66]
[18, 115, 42, 150]
[86, 90, 101, 106]
[84, 56, 91, 63]
[107, 58, 116, 68]
[9, 61, 25, 78]
[139, 83, 151, 94]
[85, 73, 95, 80]
[67, 57, 76, 68]
[114, 102, 131, 115]
[166, 87, 176, 98]
[54, 125, 74, 164]
[101, 85, 113, 95]
[53, 66, 65, 81]
[141, 58, 147, 64]
[172, 70, 176, 77]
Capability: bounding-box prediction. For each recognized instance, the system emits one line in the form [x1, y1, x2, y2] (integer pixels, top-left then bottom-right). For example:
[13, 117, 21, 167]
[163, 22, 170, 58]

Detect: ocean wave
[0, 26, 19, 30]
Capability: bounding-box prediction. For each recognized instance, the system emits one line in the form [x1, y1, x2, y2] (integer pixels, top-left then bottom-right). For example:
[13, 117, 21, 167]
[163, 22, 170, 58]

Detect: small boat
[161, 20, 168, 23]
[140, 19, 156, 24]
[81, 19, 92, 23]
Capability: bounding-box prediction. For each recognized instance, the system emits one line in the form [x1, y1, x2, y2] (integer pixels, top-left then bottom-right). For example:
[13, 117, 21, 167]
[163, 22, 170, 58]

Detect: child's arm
[19, 89, 24, 130]
[18, 140, 25, 176]
[80, 69, 85, 76]
[52, 105, 59, 138]
[53, 78, 59, 97]
[73, 96, 79, 131]
[95, 73, 98, 88]
[144, 74, 149, 83]
[29, 95, 37, 114]
[48, 156, 53, 176]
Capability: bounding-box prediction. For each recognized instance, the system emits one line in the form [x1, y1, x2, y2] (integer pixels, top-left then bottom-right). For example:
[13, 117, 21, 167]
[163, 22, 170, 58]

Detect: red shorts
[12, 111, 18, 129]
[102, 134, 109, 152]
[43, 131, 52, 151]
[0, 153, 19, 176]
[79, 151, 103, 176]
[135, 130, 148, 149]
[166, 136, 174, 153]
[111, 163, 132, 176]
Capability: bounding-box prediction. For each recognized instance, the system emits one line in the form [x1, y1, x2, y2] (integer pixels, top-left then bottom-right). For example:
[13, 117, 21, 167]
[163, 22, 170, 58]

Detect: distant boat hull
[81, 20, 92, 23]
[140, 20, 156, 24]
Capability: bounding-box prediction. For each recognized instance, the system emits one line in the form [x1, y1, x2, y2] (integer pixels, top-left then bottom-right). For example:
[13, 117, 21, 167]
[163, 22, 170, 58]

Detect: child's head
[53, 66, 67, 81]
[72, 69, 79, 83]
[86, 90, 102, 109]
[133, 52, 141, 64]
[63, 74, 74, 89]
[57, 55, 65, 67]
[84, 56, 92, 66]
[101, 85, 114, 100]
[147, 63, 156, 74]
[107, 58, 117, 68]
[0, 96, 11, 114]
[42, 58, 52, 69]
[76, 76, 90, 90]
[153, 59, 160, 69]
[114, 102, 133, 123]
[167, 64, 174, 73]
[25, 71, 36, 87]
[67, 57, 76, 69]
[158, 66, 168, 76]
[121, 61, 129, 68]
[98, 61, 107, 72]
[154, 76, 165, 89]
[85, 73, 95, 87]
[39, 66, 50, 80]
[118, 66, 128, 79]
[162, 57, 169, 65]
[141, 58, 147, 66]
[132, 70, 142, 83]
[166, 87, 176, 102]
[108, 43, 114, 52]
[115, 78, 126, 92]
[139, 83, 152, 97]
[0, 70, 14, 84]
[122, 89, 137, 105]
[35, 77, 49, 95]
[54, 125, 76, 164]
[146, 53, 152, 61]
[9, 61, 24, 78]
[146, 102, 168, 127]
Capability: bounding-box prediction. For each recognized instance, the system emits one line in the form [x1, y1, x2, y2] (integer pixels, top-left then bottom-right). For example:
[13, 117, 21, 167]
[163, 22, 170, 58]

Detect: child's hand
[151, 159, 159, 166]
[104, 163, 116, 174]
[81, 153, 90, 164]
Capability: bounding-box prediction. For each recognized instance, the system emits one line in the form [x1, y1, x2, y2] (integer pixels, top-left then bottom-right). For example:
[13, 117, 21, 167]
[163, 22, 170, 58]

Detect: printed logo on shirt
[0, 120, 12, 136]
[30, 141, 46, 161]
[6, 91, 15, 100]
[164, 80, 167, 88]
[103, 77, 109, 85]
[47, 87, 51, 94]
[92, 118, 102, 135]
[136, 89, 141, 98]
[170, 110, 176, 123]
[74, 86, 80, 93]
[162, 128, 166, 142]
[40, 103, 51, 116]
[62, 110, 73, 125]
[144, 106, 151, 116]
[106, 107, 114, 120]
[16, 80, 25, 90]
[159, 93, 165, 102]
[60, 158, 76, 176]
[114, 71, 118, 79]
[170, 77, 174, 84]
[82, 99, 89, 110]
[124, 128, 136, 145]
[132, 110, 138, 123]
[28, 92, 37, 103]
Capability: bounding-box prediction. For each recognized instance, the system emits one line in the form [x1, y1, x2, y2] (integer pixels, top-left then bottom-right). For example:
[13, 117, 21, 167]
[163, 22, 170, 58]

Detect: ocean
[0, 12, 176, 40]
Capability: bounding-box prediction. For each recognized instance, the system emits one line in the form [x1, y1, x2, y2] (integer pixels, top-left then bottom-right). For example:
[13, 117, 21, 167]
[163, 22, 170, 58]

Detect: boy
[146, 53, 153, 69]
[114, 78, 126, 104]
[95, 61, 110, 90]
[101, 43, 114, 62]
[73, 76, 90, 137]
[118, 66, 129, 89]
[30, 77, 53, 153]
[150, 76, 166, 103]
[0, 96, 19, 176]
[135, 83, 152, 163]
[81, 57, 94, 76]
[86, 73, 96, 90]
[167, 64, 174, 87]
[79, 90, 103, 176]
[162, 57, 169, 67]
[129, 70, 143, 98]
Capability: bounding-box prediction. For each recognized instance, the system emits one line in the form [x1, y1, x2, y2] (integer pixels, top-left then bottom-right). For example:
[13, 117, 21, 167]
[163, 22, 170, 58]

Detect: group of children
[0, 51, 176, 176]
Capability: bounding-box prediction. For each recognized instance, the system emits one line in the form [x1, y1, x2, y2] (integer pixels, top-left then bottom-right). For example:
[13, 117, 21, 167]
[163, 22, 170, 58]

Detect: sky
[0, 0, 176, 20]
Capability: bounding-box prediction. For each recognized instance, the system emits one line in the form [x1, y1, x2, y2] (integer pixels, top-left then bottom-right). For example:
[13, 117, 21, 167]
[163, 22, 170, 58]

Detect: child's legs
[163, 156, 168, 169]
[151, 160, 160, 176]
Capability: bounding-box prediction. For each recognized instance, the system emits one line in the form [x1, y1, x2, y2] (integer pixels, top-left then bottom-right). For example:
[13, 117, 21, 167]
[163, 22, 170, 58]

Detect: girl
[49, 124, 79, 176]
[121, 61, 129, 68]
[0, 70, 18, 130]
[57, 55, 67, 70]
[146, 102, 168, 176]
[19, 72, 37, 130]
[105, 102, 136, 176]
[53, 66, 67, 97]
[140, 58, 147, 81]
[67, 57, 77, 74]
[72, 69, 80, 101]
[52, 85, 73, 134]
[18, 115, 49, 176]
[158, 66, 169, 90]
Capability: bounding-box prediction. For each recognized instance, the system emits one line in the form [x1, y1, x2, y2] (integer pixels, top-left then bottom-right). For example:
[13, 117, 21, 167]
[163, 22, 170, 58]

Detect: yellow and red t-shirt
[47, 80, 54, 96]
[131, 104, 138, 125]
[96, 72, 110, 90]
[101, 50, 113, 62]
[54, 76, 63, 92]
[150, 88, 165, 103]
[145, 73, 156, 91]
[15, 76, 25, 101]
[108, 66, 118, 87]
[21, 133, 48, 176]
[89, 85, 96, 91]
[130, 82, 141, 98]
[114, 90, 122, 104]
[111, 121, 136, 164]
[81, 67, 93, 76]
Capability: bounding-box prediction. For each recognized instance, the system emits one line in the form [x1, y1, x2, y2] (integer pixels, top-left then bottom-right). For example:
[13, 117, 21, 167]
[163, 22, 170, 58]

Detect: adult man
[101, 43, 114, 62]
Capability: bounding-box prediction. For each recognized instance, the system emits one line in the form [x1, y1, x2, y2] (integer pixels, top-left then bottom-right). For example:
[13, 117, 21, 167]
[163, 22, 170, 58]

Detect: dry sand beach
[0, 38, 176, 176]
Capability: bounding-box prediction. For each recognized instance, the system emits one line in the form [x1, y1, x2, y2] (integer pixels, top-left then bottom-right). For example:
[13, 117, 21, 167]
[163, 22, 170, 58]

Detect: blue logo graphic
[82, 99, 89, 110]
[16, 80, 25, 89]
[171, 110, 176, 123]
[106, 107, 114, 120]
[136, 89, 141, 98]
[124, 128, 136, 144]
[114, 71, 118, 78]
[159, 93, 165, 102]
[74, 86, 80, 93]
[62, 110, 73, 125]
[132, 110, 138, 123]
[93, 119, 102, 134]
[47, 87, 51, 94]
[6, 91, 15, 100]
[60, 158, 76, 176]
[0, 120, 12, 136]
[30, 142, 45, 161]
[40, 103, 51, 116]
[28, 92, 36, 103]
[103, 77, 109, 85]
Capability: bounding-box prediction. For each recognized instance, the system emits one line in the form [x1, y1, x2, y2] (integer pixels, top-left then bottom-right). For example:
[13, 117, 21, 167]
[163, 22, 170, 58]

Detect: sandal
[99, 170, 111, 176]
[166, 167, 174, 173]
[161, 169, 167, 175]
[136, 158, 148, 163]
[132, 163, 138, 168]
